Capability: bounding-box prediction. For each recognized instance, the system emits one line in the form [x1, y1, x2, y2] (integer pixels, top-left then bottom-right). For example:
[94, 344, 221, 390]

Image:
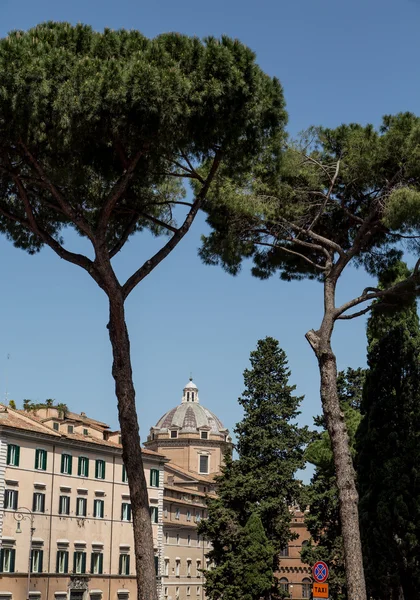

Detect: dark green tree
[357, 263, 420, 600]
[198, 115, 420, 599]
[203, 512, 275, 600]
[0, 23, 286, 600]
[200, 337, 310, 599]
[303, 368, 365, 600]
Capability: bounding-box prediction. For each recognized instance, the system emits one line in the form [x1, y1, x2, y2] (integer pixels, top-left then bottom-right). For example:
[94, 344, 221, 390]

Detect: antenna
[4, 353, 10, 404]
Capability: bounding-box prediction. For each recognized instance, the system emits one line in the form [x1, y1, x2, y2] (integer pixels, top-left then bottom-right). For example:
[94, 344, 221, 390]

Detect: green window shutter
[6, 445, 11, 465]
[101, 460, 105, 479]
[118, 554, 122, 575]
[42, 450, 47, 470]
[85, 458, 89, 477]
[68, 455, 72, 475]
[126, 554, 130, 575]
[120, 504, 124, 521]
[32, 493, 36, 512]
[56, 551, 59, 574]
[61, 454, 65, 473]
[65, 551, 69, 573]
[95, 460, 98, 478]
[73, 552, 77, 573]
[82, 552, 86, 574]
[16, 445, 20, 466]
[39, 550, 43, 573]
[101, 501, 104, 518]
[78, 457, 81, 476]
[10, 549, 15, 573]
[35, 449, 40, 469]
[99, 553, 103, 574]
[122, 465, 127, 482]
[90, 553, 94, 574]
[0, 549, 3, 573]
[128, 504, 132, 521]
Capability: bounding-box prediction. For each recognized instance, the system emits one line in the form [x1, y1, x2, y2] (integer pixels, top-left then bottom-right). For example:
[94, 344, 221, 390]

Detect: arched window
[279, 578, 289, 593]
[302, 577, 311, 598]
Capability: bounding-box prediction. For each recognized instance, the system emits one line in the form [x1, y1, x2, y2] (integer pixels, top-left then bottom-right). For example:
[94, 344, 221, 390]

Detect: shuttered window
[6, 444, 20, 466]
[61, 453, 72, 475]
[35, 448, 47, 470]
[56, 550, 69, 573]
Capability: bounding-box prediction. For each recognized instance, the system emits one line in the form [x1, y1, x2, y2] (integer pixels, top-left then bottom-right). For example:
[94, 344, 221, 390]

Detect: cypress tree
[357, 263, 420, 600]
[200, 337, 310, 599]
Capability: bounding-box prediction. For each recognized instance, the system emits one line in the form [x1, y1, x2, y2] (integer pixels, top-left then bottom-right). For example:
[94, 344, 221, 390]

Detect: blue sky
[0, 0, 419, 451]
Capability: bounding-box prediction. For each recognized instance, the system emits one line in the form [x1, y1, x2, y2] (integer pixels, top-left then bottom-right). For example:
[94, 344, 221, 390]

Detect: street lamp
[14, 506, 35, 600]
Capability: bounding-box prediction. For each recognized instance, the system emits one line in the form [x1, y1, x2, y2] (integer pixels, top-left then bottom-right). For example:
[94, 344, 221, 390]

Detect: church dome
[154, 379, 227, 437]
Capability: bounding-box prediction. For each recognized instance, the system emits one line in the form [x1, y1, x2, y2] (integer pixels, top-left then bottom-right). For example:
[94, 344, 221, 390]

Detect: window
[187, 587, 191, 597]
[186, 510, 191, 521]
[95, 459, 105, 480]
[93, 499, 104, 518]
[73, 551, 86, 574]
[83, 428, 89, 436]
[170, 430, 178, 439]
[164, 506, 168, 518]
[165, 532, 169, 544]
[195, 511, 201, 523]
[0, 548, 16, 573]
[150, 506, 159, 524]
[154, 555, 159, 574]
[192, 392, 195, 401]
[200, 431, 208, 440]
[59, 495, 70, 515]
[122, 465, 128, 483]
[4, 489, 18, 510]
[164, 588, 168, 597]
[76, 497, 87, 517]
[53, 422, 59, 431]
[56, 550, 69, 573]
[91, 552, 103, 575]
[187, 535, 191, 546]
[150, 468, 159, 487]
[199, 455, 208, 474]
[175, 559, 180, 577]
[279, 546, 289, 557]
[67, 425, 74, 434]
[78, 456, 89, 477]
[196, 587, 200, 597]
[31, 549, 44, 573]
[206, 559, 210, 570]
[175, 507, 180, 520]
[61, 453, 72, 475]
[119, 553, 130, 575]
[121, 503, 132, 521]
[7, 443, 20, 466]
[196, 560, 201, 576]
[35, 448, 47, 471]
[279, 578, 289, 593]
[176, 588, 180, 599]
[187, 559, 192, 576]
[302, 578, 312, 598]
[32, 492, 45, 513]
[164, 558, 169, 576]
[176, 534, 180, 545]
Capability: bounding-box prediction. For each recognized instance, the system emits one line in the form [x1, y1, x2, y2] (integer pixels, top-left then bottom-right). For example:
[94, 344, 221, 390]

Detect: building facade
[0, 404, 166, 600]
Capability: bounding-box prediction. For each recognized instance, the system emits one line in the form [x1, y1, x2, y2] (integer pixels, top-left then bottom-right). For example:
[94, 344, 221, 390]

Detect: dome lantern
[182, 377, 199, 404]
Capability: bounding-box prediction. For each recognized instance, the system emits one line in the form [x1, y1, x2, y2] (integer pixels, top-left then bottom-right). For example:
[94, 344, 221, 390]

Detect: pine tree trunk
[107, 292, 158, 600]
[316, 343, 366, 600]
[306, 278, 367, 600]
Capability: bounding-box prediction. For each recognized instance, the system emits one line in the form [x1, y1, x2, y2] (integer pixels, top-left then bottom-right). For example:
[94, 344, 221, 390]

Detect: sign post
[312, 561, 329, 599]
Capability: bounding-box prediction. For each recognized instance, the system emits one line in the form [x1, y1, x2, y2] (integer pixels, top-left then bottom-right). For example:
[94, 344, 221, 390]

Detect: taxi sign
[313, 560, 329, 583]
[313, 583, 329, 598]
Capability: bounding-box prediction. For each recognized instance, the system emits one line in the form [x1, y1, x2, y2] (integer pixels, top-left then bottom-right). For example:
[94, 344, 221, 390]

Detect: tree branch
[336, 305, 374, 320]
[18, 142, 94, 240]
[97, 149, 145, 234]
[139, 213, 178, 234]
[122, 151, 222, 299]
[307, 160, 340, 232]
[258, 241, 326, 271]
[11, 174, 105, 287]
[108, 214, 140, 259]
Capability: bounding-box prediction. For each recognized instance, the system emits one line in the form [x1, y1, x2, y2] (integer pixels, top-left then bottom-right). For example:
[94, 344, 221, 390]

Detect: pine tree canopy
[199, 113, 420, 285]
[0, 22, 286, 263]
